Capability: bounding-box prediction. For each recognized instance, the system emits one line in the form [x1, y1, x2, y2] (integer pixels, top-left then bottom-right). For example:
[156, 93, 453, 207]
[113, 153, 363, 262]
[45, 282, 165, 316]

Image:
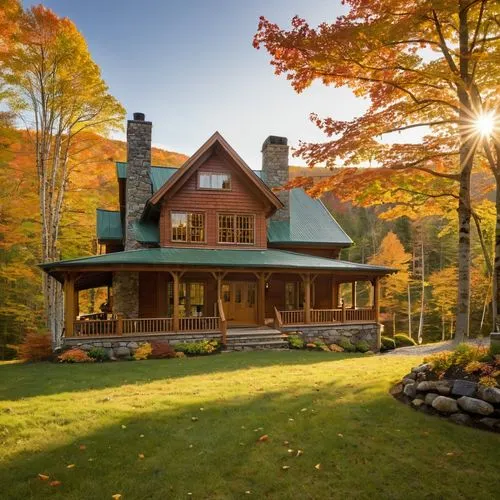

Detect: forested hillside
[0, 130, 494, 357]
[0, 128, 187, 356]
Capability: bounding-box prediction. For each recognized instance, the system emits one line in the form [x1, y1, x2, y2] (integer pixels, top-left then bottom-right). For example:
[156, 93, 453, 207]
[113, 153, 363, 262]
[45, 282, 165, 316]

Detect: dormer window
[198, 172, 231, 190]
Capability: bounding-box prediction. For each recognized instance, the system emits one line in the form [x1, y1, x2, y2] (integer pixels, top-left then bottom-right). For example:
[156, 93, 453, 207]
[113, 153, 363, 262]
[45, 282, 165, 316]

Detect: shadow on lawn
[1, 380, 499, 500]
[0, 351, 364, 401]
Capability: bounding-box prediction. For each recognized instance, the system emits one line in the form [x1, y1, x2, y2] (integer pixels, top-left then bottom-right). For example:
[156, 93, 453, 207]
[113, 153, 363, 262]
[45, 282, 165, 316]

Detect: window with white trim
[198, 172, 231, 190]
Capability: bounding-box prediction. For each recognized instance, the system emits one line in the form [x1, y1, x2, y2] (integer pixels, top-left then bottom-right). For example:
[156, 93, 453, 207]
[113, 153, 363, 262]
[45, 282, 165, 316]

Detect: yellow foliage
[133, 343, 152, 360]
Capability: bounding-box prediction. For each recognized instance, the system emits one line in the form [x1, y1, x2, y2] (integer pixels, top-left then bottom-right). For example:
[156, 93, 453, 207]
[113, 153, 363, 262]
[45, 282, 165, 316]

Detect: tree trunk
[494, 173, 500, 332]
[441, 307, 445, 341]
[407, 283, 412, 339]
[417, 238, 424, 344]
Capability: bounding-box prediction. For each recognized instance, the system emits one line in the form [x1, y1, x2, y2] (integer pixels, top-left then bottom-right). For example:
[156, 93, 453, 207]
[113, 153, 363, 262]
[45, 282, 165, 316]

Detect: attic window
[198, 172, 231, 190]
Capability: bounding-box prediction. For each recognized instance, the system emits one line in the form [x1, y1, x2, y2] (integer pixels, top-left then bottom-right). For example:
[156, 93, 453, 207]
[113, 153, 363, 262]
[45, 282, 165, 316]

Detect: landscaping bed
[392, 343, 500, 432]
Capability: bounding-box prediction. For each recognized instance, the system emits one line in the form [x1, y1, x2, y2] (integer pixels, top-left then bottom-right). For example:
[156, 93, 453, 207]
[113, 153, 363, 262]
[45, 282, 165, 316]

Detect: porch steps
[224, 328, 289, 351]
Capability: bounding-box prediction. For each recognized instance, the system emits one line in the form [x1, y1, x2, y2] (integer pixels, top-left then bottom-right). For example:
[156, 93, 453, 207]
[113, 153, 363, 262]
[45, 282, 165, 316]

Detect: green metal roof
[96, 209, 122, 241]
[96, 209, 159, 244]
[116, 162, 177, 192]
[41, 247, 393, 274]
[268, 189, 352, 247]
[114, 163, 352, 247]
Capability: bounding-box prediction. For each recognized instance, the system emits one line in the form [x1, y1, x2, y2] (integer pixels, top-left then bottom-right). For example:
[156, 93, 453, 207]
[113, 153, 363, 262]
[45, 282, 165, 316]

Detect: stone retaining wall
[282, 323, 380, 351]
[64, 333, 222, 360]
[393, 362, 500, 432]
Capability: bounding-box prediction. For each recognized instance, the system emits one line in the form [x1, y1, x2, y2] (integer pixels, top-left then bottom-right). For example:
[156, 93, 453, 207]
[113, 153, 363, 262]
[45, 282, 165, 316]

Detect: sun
[475, 112, 495, 136]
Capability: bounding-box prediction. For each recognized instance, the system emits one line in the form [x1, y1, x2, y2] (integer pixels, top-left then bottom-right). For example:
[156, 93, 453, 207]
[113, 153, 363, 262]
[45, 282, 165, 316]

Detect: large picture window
[218, 214, 255, 244]
[198, 172, 231, 190]
[171, 212, 205, 243]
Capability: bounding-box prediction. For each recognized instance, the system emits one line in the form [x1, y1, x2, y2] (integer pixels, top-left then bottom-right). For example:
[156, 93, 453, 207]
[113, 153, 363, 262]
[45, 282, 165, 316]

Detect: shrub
[18, 331, 52, 362]
[394, 334, 416, 347]
[479, 375, 498, 388]
[150, 341, 177, 359]
[451, 343, 489, 366]
[175, 339, 220, 356]
[464, 361, 485, 374]
[337, 338, 356, 352]
[314, 340, 329, 351]
[380, 336, 396, 352]
[88, 347, 109, 362]
[424, 351, 453, 377]
[355, 340, 370, 353]
[288, 335, 305, 349]
[59, 348, 93, 363]
[329, 344, 344, 353]
[134, 343, 152, 360]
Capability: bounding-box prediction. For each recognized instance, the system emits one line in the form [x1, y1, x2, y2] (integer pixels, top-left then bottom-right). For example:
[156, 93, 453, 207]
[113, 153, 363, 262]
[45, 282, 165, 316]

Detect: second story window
[198, 172, 231, 190]
[218, 214, 255, 244]
[171, 212, 205, 243]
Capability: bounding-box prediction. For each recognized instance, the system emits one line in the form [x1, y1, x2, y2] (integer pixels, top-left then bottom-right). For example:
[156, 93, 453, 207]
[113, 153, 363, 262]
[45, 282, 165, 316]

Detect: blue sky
[24, 0, 369, 167]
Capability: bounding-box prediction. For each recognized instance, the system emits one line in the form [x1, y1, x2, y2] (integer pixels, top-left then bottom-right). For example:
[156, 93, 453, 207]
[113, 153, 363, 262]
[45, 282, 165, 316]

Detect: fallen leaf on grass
[446, 452, 454, 456]
[66, 464, 76, 469]
[138, 453, 145, 459]
[315, 463, 321, 470]
[282, 465, 290, 470]
[283, 440, 289, 446]
[50, 481, 61, 487]
[140, 434, 144, 438]
[121, 425, 127, 429]
[111, 494, 122, 500]
[287, 449, 294, 454]
[337, 433, 344, 438]
[300, 408, 308, 412]
[38, 474, 49, 481]
[191, 416, 198, 422]
[79, 444, 86, 450]
[296, 450, 303, 457]
[258, 434, 269, 442]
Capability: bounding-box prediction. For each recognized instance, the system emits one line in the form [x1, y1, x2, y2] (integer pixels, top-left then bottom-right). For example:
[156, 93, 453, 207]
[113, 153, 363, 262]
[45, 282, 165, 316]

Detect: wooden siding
[159, 151, 268, 248]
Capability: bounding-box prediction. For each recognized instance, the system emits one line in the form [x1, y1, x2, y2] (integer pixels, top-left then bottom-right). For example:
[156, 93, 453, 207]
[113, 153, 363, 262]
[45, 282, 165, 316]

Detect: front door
[222, 281, 257, 325]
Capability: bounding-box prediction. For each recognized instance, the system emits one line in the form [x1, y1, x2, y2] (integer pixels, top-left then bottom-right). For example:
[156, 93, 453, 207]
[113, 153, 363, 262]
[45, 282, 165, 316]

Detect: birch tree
[2, 5, 124, 346]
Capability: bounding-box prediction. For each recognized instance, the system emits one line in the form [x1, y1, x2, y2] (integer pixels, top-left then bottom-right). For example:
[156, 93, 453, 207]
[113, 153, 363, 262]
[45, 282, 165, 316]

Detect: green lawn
[0, 352, 498, 499]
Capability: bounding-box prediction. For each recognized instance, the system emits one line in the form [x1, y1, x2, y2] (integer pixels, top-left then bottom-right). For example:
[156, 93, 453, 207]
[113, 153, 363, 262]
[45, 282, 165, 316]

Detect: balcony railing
[279, 307, 375, 326]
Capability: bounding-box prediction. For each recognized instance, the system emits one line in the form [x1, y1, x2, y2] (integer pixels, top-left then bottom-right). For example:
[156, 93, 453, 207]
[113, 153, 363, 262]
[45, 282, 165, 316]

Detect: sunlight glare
[475, 112, 495, 137]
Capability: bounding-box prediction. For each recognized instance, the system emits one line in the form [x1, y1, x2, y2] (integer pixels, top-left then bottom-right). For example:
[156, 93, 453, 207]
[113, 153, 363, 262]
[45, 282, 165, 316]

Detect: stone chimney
[125, 112, 152, 250]
[261, 135, 289, 222]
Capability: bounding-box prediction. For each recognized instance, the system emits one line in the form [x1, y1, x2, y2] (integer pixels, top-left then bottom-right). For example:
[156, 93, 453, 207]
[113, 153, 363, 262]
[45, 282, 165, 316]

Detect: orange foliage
[18, 331, 52, 362]
[150, 341, 177, 359]
[58, 348, 93, 363]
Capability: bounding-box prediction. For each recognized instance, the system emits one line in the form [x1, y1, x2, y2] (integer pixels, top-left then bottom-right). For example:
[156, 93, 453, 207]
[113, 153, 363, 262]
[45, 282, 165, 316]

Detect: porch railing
[123, 317, 173, 335]
[74, 319, 117, 336]
[279, 307, 375, 326]
[179, 316, 220, 332]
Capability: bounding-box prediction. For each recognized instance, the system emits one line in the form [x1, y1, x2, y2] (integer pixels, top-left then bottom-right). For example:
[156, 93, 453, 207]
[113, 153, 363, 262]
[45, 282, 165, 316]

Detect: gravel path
[383, 337, 490, 356]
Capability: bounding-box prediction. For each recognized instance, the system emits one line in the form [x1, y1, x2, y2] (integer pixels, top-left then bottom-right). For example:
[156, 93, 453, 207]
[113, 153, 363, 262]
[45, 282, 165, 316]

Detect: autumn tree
[369, 231, 411, 335]
[429, 266, 458, 340]
[254, 0, 500, 342]
[1, 5, 124, 346]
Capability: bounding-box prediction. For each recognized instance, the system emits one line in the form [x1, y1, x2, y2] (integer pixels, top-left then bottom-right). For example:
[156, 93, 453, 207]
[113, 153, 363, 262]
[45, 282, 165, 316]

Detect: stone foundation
[64, 332, 222, 359]
[282, 323, 380, 351]
[112, 271, 139, 318]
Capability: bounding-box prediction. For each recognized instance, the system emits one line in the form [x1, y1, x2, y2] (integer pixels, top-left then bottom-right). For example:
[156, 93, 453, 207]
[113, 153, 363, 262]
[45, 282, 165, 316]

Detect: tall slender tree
[2, 5, 124, 346]
[255, 0, 500, 341]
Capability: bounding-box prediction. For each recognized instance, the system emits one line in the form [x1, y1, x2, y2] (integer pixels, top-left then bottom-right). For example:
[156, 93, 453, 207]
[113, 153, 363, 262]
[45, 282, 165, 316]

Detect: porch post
[351, 282, 357, 309]
[304, 274, 311, 323]
[74, 289, 79, 318]
[64, 273, 75, 337]
[331, 278, 338, 308]
[172, 272, 180, 332]
[373, 277, 380, 323]
[258, 273, 266, 325]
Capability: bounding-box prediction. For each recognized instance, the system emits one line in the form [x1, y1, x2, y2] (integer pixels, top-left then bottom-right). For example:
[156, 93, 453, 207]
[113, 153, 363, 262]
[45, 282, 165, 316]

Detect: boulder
[127, 342, 139, 349]
[416, 381, 436, 392]
[416, 372, 427, 381]
[451, 380, 477, 397]
[102, 342, 111, 348]
[449, 413, 473, 426]
[479, 417, 500, 429]
[412, 363, 431, 374]
[390, 383, 404, 396]
[79, 344, 93, 351]
[403, 383, 417, 399]
[402, 378, 416, 386]
[403, 372, 417, 381]
[114, 346, 130, 358]
[477, 386, 500, 404]
[412, 399, 425, 408]
[425, 393, 440, 406]
[435, 382, 452, 396]
[457, 396, 494, 416]
[432, 396, 459, 414]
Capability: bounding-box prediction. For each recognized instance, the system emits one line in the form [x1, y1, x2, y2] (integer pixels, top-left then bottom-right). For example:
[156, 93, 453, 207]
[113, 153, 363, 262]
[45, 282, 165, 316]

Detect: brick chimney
[125, 112, 152, 250]
[261, 135, 289, 222]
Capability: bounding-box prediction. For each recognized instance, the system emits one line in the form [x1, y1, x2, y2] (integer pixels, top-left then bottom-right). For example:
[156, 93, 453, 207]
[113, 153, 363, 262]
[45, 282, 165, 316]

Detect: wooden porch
[63, 268, 381, 345]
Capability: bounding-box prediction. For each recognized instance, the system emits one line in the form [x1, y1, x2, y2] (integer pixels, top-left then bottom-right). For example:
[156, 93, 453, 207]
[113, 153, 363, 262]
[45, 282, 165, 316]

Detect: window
[198, 172, 231, 190]
[168, 281, 205, 317]
[285, 282, 305, 310]
[171, 212, 205, 243]
[218, 214, 255, 244]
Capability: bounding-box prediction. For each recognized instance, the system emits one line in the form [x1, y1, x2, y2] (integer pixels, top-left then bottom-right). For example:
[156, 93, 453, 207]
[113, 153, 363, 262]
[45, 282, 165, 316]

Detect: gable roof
[148, 132, 283, 212]
[268, 189, 352, 247]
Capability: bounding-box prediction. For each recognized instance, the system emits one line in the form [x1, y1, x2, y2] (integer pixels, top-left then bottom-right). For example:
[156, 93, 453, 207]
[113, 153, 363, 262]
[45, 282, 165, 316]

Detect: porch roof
[40, 247, 395, 281]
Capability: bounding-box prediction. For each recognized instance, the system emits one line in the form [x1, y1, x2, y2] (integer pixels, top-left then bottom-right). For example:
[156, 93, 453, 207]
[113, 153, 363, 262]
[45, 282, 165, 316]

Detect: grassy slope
[0, 352, 498, 499]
